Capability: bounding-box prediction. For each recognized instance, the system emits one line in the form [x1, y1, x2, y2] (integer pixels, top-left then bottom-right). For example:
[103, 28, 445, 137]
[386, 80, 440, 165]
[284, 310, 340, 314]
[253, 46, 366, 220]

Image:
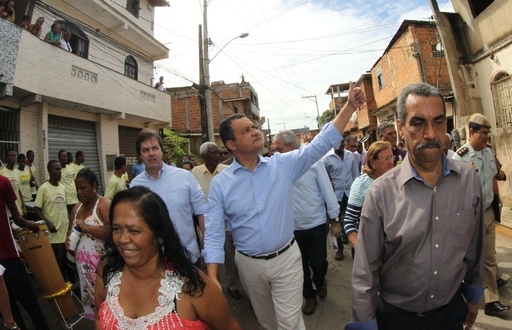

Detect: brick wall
[371, 23, 450, 109]
[171, 82, 259, 135]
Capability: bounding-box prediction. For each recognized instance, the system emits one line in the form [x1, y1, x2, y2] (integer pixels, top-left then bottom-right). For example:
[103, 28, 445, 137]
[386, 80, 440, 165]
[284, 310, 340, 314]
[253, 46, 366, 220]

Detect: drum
[14, 221, 78, 319]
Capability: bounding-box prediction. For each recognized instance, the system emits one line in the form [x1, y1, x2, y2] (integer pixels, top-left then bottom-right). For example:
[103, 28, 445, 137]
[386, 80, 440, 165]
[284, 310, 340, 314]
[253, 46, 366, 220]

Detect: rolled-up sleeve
[202, 178, 226, 264]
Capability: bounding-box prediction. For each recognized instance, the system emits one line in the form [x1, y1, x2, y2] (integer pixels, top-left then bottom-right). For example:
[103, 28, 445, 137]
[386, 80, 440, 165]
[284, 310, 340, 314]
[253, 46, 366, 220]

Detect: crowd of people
[1, 2, 74, 53]
[0, 81, 510, 330]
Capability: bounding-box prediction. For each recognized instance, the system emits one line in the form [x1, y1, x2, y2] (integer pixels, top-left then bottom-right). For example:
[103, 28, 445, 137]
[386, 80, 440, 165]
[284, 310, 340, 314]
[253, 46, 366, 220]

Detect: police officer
[452, 113, 511, 317]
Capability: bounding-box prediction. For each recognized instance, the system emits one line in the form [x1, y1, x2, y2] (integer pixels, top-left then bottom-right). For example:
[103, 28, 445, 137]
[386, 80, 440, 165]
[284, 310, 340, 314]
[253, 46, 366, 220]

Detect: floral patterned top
[99, 270, 208, 329]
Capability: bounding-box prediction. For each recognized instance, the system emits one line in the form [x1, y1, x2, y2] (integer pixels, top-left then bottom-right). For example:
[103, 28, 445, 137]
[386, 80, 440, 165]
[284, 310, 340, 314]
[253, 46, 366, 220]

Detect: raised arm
[333, 82, 365, 135]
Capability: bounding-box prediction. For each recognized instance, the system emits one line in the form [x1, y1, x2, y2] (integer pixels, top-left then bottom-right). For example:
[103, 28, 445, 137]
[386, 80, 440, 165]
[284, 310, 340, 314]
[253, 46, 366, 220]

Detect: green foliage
[161, 128, 190, 164]
[318, 109, 335, 128]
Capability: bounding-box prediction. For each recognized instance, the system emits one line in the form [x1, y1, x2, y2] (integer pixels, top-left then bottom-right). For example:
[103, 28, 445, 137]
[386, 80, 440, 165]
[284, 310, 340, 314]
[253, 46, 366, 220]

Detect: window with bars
[492, 71, 512, 128]
[0, 108, 19, 163]
[124, 55, 138, 80]
[432, 44, 444, 58]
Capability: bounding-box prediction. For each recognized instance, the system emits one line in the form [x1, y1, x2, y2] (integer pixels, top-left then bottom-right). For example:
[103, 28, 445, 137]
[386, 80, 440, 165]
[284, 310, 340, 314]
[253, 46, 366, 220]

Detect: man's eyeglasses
[476, 130, 491, 137]
[376, 155, 396, 162]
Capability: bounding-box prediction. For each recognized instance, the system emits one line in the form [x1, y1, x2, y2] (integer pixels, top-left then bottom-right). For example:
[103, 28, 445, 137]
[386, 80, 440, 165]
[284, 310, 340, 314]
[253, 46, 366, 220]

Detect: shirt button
[435, 244, 439, 248]
[434, 271, 438, 275]
[435, 216, 439, 220]
[431, 295, 434, 299]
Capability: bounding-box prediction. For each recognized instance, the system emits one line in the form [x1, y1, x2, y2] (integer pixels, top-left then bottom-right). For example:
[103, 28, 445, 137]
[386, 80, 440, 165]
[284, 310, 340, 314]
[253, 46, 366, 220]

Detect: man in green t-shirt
[69, 150, 85, 179]
[17, 154, 33, 202]
[58, 150, 78, 214]
[0, 149, 25, 216]
[104, 156, 127, 200]
[34, 160, 70, 281]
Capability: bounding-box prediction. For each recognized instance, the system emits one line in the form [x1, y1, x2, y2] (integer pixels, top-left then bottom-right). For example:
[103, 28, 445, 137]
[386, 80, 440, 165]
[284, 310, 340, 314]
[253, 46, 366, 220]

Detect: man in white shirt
[273, 131, 339, 315]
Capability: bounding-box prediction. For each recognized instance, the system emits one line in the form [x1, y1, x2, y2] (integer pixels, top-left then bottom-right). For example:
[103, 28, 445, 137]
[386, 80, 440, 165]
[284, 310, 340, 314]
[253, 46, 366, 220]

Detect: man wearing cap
[452, 113, 511, 317]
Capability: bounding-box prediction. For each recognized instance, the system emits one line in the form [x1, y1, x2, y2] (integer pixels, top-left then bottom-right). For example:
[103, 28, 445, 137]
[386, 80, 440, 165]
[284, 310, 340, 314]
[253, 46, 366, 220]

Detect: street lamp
[201, 0, 249, 142]
[210, 33, 249, 62]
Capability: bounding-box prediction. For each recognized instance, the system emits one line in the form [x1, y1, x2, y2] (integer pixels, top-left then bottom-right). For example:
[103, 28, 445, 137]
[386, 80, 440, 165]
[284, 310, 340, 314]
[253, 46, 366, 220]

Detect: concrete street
[17, 210, 512, 329]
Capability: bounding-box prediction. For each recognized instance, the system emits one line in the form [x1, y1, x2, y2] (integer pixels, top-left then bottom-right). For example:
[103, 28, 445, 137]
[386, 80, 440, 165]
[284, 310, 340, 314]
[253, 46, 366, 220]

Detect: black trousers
[295, 223, 328, 299]
[376, 292, 468, 330]
[0, 258, 50, 330]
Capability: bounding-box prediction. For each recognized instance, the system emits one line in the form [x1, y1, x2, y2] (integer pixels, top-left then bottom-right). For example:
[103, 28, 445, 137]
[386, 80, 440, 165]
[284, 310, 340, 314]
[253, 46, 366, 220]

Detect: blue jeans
[294, 223, 328, 299]
[0, 258, 50, 330]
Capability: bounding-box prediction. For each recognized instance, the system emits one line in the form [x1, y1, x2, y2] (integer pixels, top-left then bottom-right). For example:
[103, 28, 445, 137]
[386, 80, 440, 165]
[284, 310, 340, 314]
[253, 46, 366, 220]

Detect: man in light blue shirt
[130, 129, 206, 265]
[273, 130, 339, 316]
[323, 135, 360, 260]
[132, 156, 145, 177]
[203, 82, 365, 330]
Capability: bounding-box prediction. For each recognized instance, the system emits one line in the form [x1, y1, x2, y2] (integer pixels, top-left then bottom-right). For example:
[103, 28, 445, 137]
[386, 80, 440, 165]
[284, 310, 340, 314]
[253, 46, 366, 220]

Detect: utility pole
[302, 95, 320, 129]
[203, 0, 214, 142]
[198, 25, 208, 143]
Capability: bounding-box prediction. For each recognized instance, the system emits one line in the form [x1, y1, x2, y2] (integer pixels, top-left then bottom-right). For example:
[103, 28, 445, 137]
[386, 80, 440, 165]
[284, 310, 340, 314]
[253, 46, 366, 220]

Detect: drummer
[0, 174, 50, 330]
[34, 160, 72, 282]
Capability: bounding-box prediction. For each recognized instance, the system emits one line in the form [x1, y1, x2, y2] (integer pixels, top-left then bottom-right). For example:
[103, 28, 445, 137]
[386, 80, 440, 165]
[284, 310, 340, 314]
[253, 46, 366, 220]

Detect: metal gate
[48, 116, 103, 194]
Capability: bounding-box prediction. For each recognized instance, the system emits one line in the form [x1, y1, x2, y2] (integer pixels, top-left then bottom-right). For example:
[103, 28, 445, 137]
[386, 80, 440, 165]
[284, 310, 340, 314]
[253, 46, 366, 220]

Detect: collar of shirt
[397, 154, 456, 187]
[231, 155, 269, 173]
[142, 162, 166, 180]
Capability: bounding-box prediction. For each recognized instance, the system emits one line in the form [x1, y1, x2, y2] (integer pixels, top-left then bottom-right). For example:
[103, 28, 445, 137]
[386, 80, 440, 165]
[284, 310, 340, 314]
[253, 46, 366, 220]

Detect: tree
[318, 109, 335, 128]
[161, 128, 193, 165]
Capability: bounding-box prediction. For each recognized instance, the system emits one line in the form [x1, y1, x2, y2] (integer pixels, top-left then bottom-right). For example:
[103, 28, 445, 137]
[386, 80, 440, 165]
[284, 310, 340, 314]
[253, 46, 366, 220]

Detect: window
[0, 107, 19, 161]
[126, 0, 140, 18]
[54, 20, 89, 59]
[432, 42, 444, 58]
[376, 68, 384, 90]
[124, 55, 138, 80]
[468, 0, 494, 18]
[491, 71, 512, 128]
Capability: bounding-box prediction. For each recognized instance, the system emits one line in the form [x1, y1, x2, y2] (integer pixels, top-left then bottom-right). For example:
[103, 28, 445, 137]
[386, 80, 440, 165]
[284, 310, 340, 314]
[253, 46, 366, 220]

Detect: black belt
[382, 298, 444, 317]
[238, 238, 295, 260]
[415, 306, 443, 317]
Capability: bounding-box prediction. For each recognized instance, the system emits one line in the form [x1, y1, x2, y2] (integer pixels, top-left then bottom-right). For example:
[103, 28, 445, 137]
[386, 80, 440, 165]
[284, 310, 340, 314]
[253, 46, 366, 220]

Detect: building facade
[431, 0, 512, 198]
[0, 0, 171, 191]
[369, 20, 452, 136]
[169, 78, 261, 154]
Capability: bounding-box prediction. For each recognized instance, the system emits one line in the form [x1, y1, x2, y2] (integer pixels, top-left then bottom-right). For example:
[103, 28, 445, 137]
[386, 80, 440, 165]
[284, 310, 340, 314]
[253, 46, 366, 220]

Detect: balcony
[1, 23, 170, 127]
[60, 0, 169, 60]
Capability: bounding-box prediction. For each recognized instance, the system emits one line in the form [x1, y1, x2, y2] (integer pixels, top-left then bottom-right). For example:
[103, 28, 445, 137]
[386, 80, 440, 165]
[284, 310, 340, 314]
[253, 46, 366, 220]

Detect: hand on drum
[25, 220, 40, 232]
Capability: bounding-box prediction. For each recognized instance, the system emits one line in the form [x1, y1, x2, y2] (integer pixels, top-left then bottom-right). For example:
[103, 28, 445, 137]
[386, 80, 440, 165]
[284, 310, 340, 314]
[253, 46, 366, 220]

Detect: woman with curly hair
[95, 186, 240, 329]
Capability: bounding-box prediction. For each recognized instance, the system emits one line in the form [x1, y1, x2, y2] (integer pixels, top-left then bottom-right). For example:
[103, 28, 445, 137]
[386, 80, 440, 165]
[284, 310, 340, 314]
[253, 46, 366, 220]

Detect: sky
[153, 0, 454, 134]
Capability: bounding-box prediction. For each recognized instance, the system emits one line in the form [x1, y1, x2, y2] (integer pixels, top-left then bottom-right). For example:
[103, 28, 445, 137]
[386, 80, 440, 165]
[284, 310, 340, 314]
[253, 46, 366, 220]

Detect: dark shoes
[497, 277, 509, 288]
[317, 281, 327, 299]
[484, 301, 511, 317]
[303, 298, 317, 315]
[335, 249, 344, 261]
[227, 288, 241, 299]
